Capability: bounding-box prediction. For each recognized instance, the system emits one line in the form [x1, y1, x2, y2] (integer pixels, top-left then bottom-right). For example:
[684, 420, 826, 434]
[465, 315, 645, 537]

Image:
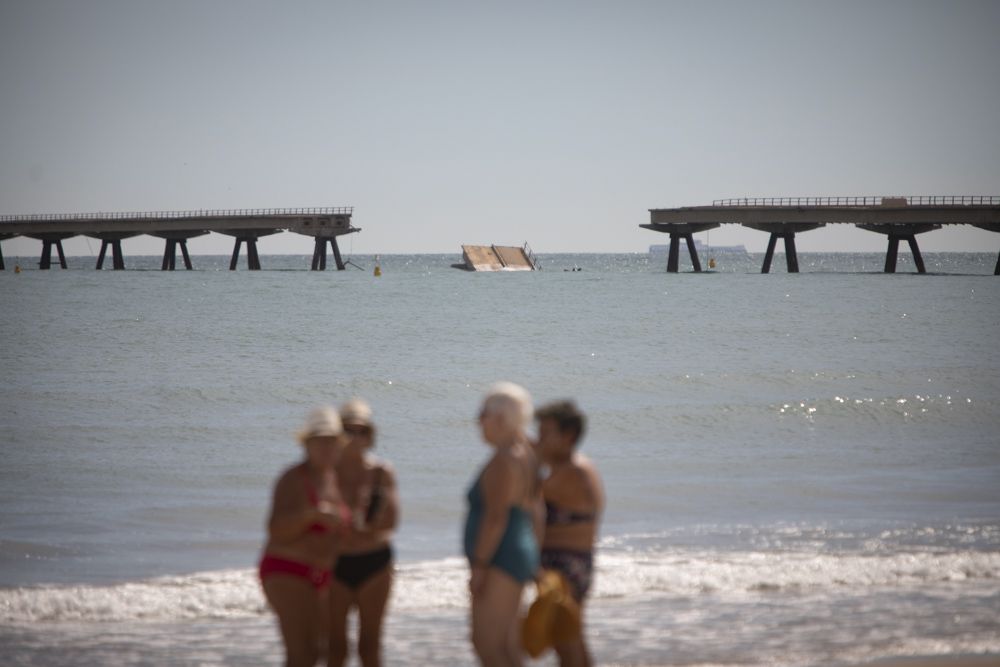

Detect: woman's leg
[327, 579, 354, 667]
[471, 568, 525, 667]
[356, 566, 393, 667]
[263, 575, 325, 667]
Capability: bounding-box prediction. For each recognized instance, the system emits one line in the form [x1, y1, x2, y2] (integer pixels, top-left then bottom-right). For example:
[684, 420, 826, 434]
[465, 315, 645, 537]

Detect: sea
[1, 251, 998, 666]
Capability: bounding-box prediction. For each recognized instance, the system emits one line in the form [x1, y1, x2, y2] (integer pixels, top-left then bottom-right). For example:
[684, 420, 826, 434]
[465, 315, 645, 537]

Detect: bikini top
[545, 499, 596, 526]
[303, 469, 349, 535]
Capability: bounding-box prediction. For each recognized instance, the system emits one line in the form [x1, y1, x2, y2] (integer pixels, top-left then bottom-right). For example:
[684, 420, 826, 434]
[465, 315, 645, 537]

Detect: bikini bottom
[259, 554, 331, 591]
[540, 548, 593, 602]
[333, 545, 393, 590]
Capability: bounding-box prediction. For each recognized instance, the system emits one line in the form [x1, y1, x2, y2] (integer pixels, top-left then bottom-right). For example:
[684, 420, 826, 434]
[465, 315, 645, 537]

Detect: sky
[1, 0, 999, 256]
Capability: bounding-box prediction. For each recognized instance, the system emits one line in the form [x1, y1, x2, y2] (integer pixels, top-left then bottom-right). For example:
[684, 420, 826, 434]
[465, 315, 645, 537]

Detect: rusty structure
[643, 196, 1000, 275]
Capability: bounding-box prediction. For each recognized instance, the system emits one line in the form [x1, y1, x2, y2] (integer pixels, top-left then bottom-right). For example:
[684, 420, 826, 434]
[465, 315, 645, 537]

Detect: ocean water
[1, 252, 998, 666]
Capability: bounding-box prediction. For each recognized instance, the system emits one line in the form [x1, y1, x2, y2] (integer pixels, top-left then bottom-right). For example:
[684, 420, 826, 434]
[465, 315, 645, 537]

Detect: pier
[0, 208, 356, 270]
[643, 196, 1000, 275]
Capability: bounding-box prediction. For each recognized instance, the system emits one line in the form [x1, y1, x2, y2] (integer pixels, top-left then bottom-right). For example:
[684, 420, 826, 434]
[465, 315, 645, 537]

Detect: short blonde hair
[482, 381, 533, 429]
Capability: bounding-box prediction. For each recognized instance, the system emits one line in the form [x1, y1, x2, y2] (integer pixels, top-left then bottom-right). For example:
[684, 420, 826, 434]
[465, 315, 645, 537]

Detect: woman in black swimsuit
[328, 399, 399, 667]
[535, 400, 604, 667]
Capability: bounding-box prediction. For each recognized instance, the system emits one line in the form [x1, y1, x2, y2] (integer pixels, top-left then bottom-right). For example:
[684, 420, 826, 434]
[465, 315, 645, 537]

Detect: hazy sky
[2, 0, 998, 256]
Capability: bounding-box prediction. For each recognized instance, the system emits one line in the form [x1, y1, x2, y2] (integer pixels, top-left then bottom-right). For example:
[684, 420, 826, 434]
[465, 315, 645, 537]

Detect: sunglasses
[344, 424, 373, 436]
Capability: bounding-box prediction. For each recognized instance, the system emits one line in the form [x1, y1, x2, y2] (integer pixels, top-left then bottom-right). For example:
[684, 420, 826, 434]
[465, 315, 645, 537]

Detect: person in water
[328, 399, 399, 667]
[464, 382, 542, 667]
[535, 400, 604, 667]
[260, 406, 351, 667]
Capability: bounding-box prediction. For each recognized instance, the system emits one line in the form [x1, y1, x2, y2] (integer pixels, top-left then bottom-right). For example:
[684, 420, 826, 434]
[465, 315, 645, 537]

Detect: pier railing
[710, 196, 999, 207]
[0, 207, 353, 223]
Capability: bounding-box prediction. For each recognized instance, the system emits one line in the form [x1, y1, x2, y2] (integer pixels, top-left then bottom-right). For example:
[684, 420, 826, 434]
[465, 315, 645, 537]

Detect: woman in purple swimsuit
[535, 400, 604, 667]
[328, 399, 399, 667]
[260, 406, 350, 667]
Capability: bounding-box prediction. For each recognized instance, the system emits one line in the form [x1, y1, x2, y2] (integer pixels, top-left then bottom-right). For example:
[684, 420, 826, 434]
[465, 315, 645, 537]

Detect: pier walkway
[643, 196, 1000, 274]
[0, 207, 357, 270]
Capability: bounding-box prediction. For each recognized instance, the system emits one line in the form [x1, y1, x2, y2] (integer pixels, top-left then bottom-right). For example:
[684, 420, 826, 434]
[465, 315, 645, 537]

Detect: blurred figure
[328, 399, 399, 667]
[535, 401, 604, 667]
[464, 382, 542, 667]
[260, 406, 350, 667]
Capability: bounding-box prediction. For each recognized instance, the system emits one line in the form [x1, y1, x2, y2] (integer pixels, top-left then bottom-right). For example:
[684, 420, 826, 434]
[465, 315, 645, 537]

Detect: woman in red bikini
[260, 406, 351, 667]
[328, 399, 399, 667]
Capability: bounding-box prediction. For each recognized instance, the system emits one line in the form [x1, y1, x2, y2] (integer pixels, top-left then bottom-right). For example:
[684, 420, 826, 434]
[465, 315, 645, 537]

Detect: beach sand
[853, 657, 1000, 667]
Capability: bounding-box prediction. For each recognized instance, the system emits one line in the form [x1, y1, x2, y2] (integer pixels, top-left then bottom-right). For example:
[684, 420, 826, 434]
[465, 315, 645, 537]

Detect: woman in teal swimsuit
[464, 382, 542, 666]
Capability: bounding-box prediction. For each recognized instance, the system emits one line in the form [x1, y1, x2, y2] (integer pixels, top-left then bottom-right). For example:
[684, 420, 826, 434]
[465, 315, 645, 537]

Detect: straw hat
[297, 406, 343, 443]
[340, 399, 374, 427]
[521, 570, 581, 657]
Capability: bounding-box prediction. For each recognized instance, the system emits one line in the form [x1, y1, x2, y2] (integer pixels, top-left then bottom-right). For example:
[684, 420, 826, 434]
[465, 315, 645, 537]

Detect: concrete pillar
[247, 239, 261, 270]
[96, 241, 109, 269]
[884, 237, 900, 273]
[667, 235, 680, 273]
[684, 234, 702, 272]
[112, 240, 125, 270]
[162, 240, 177, 270]
[179, 240, 193, 270]
[331, 237, 345, 270]
[230, 239, 243, 270]
[761, 234, 778, 274]
[783, 234, 799, 273]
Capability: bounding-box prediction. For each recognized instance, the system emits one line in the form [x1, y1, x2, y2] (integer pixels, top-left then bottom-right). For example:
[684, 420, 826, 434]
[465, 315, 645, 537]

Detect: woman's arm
[367, 463, 400, 532]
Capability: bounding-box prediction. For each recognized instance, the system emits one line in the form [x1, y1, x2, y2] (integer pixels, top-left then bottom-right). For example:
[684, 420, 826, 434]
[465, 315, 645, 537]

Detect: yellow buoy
[14, 264, 22, 273]
[374, 265, 381, 277]
[708, 257, 716, 269]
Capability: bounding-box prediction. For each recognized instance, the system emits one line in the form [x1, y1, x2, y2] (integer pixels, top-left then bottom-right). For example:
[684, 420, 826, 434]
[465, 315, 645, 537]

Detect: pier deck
[643, 196, 1000, 274]
[0, 207, 357, 270]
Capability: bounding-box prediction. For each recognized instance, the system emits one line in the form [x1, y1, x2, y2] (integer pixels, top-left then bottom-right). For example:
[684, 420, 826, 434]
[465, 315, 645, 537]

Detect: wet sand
[853, 656, 1000, 667]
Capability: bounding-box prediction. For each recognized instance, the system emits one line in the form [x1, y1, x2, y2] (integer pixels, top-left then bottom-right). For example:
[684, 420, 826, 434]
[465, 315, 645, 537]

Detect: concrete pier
[645, 196, 1000, 274]
[0, 208, 356, 270]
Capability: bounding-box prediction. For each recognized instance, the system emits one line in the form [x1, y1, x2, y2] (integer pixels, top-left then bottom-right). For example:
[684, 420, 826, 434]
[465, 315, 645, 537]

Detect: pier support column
[28, 233, 75, 269]
[638, 222, 719, 273]
[331, 237, 345, 270]
[744, 223, 825, 274]
[230, 239, 243, 270]
[310, 236, 348, 270]
[91, 232, 138, 270]
[970, 224, 1000, 276]
[665, 233, 702, 272]
[94, 240, 124, 270]
[0, 234, 13, 270]
[858, 223, 940, 274]
[97, 240, 126, 270]
[162, 240, 177, 270]
[40, 240, 69, 269]
[149, 231, 204, 270]
[220, 229, 279, 270]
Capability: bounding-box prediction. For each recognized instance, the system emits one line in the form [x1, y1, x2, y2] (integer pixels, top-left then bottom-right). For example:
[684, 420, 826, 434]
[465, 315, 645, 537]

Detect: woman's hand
[469, 564, 487, 596]
[314, 500, 347, 532]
